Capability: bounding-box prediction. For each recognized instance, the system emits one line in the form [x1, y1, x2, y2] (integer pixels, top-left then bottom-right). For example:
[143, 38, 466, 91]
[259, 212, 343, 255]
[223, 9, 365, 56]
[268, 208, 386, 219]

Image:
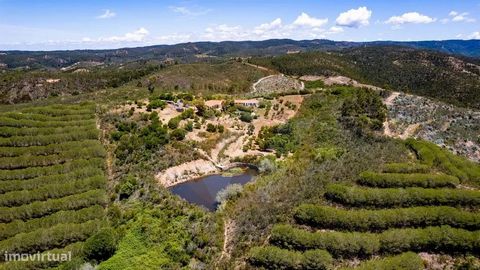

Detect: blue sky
[1, 0, 479, 50]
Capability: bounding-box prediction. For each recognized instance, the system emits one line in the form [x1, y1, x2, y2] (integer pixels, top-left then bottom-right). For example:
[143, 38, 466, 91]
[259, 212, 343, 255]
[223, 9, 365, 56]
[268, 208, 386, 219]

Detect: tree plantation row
[0, 103, 108, 269]
[247, 149, 480, 269]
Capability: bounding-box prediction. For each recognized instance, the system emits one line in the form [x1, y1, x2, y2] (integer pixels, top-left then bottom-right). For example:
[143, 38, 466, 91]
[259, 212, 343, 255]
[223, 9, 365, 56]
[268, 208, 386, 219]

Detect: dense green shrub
[0, 158, 104, 181]
[0, 118, 96, 128]
[170, 128, 187, 140]
[167, 117, 180, 129]
[0, 126, 97, 139]
[325, 184, 480, 207]
[0, 139, 100, 157]
[294, 205, 480, 231]
[406, 139, 480, 185]
[248, 246, 332, 270]
[240, 112, 253, 123]
[0, 189, 106, 222]
[338, 252, 424, 270]
[84, 227, 117, 262]
[0, 144, 105, 169]
[0, 219, 106, 255]
[382, 163, 430, 174]
[0, 175, 106, 207]
[2, 112, 94, 122]
[0, 167, 103, 194]
[358, 171, 459, 188]
[340, 88, 386, 135]
[0, 205, 104, 240]
[270, 224, 480, 257]
[0, 129, 99, 147]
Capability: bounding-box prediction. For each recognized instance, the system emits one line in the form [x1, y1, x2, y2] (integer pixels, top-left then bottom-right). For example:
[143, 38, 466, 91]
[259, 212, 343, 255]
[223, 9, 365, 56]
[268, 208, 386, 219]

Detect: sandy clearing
[156, 159, 219, 187]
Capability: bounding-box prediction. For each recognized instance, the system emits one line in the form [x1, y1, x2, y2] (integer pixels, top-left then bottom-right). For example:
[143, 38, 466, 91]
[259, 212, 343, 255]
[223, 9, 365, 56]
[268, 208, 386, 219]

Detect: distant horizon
[1, 37, 479, 53]
[1, 0, 479, 51]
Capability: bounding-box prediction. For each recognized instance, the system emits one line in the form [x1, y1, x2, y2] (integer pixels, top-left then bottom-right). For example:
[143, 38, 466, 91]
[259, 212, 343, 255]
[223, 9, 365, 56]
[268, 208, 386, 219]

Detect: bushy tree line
[406, 139, 480, 185]
[325, 184, 480, 207]
[0, 139, 100, 157]
[0, 118, 96, 128]
[0, 189, 106, 223]
[0, 205, 104, 240]
[0, 126, 96, 139]
[358, 171, 459, 188]
[0, 219, 106, 256]
[21, 104, 96, 116]
[0, 129, 99, 147]
[270, 224, 480, 258]
[294, 205, 480, 231]
[248, 246, 332, 270]
[338, 252, 424, 270]
[1, 112, 94, 122]
[382, 163, 430, 174]
[0, 144, 105, 169]
[0, 175, 106, 207]
[340, 88, 387, 136]
[0, 158, 104, 181]
[0, 167, 103, 194]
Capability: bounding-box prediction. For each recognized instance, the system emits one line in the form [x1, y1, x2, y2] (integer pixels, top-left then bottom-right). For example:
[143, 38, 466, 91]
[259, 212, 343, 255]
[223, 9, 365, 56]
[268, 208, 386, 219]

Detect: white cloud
[385, 12, 436, 25]
[97, 9, 116, 19]
[336, 7, 372, 28]
[293, 12, 328, 28]
[169, 6, 211, 16]
[450, 11, 475, 22]
[253, 18, 282, 34]
[99, 27, 150, 42]
[325, 26, 344, 34]
[468, 31, 480, 39]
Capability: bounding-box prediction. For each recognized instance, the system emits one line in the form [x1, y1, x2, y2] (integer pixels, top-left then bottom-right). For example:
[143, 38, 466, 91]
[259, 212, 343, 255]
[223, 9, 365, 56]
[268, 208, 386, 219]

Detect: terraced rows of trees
[0, 103, 108, 270]
[248, 139, 480, 269]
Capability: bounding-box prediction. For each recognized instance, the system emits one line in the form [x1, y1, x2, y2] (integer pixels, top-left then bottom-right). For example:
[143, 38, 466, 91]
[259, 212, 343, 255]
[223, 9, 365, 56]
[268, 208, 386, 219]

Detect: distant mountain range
[1, 39, 479, 69]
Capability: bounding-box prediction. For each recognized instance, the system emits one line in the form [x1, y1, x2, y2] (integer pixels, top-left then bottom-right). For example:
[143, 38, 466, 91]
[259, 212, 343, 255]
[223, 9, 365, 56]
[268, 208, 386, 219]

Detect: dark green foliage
[248, 246, 332, 270]
[167, 117, 180, 129]
[0, 167, 103, 194]
[84, 227, 117, 262]
[118, 175, 138, 200]
[0, 219, 106, 255]
[257, 123, 296, 155]
[338, 252, 424, 270]
[382, 163, 431, 174]
[407, 139, 480, 186]
[0, 158, 104, 181]
[170, 128, 187, 140]
[358, 171, 459, 188]
[270, 224, 480, 257]
[206, 123, 216, 132]
[325, 184, 480, 207]
[239, 112, 253, 123]
[294, 205, 480, 231]
[304, 80, 325, 89]
[147, 99, 166, 111]
[0, 205, 104, 241]
[340, 88, 387, 135]
[0, 129, 99, 147]
[0, 189, 106, 223]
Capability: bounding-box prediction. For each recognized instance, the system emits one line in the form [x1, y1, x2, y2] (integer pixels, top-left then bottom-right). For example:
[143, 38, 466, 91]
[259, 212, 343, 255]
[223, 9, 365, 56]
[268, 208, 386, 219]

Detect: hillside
[1, 39, 479, 70]
[250, 46, 480, 109]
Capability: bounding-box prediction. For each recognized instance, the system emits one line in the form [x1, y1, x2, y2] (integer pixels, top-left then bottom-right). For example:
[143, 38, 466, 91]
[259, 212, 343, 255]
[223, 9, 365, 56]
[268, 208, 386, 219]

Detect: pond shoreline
[156, 159, 258, 188]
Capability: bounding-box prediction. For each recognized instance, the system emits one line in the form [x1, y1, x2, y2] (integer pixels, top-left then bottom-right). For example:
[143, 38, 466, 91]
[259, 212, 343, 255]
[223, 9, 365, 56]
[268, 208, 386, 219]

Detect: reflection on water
[170, 168, 257, 211]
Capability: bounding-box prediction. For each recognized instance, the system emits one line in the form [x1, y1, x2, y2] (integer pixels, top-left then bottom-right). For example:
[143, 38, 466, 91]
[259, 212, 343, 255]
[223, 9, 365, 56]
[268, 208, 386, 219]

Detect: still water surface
[170, 168, 257, 210]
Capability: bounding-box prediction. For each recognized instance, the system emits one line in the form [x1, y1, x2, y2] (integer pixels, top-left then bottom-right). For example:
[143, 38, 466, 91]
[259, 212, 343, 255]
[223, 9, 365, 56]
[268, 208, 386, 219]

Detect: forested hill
[250, 46, 480, 109]
[1, 39, 479, 69]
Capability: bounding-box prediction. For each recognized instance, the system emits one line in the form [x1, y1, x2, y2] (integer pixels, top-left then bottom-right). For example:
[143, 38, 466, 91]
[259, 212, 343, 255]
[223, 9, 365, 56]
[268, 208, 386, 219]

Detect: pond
[170, 168, 257, 211]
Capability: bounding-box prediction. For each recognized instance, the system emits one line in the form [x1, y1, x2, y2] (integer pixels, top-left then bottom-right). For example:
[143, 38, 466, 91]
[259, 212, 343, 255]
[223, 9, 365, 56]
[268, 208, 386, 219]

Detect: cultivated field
[0, 103, 107, 270]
